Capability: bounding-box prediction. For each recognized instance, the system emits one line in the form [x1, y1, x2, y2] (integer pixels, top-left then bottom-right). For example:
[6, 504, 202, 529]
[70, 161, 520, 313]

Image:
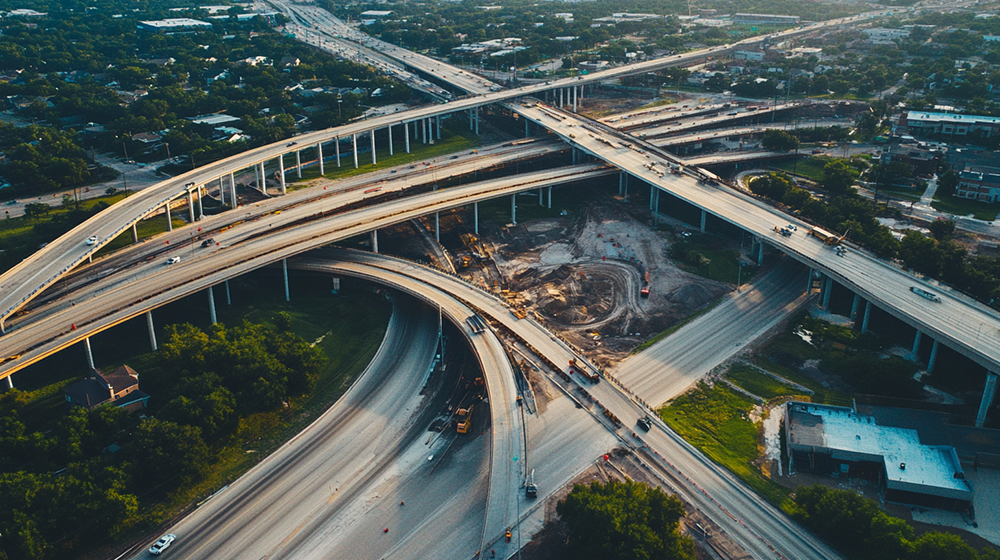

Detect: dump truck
[568, 359, 599, 383]
[456, 405, 474, 434]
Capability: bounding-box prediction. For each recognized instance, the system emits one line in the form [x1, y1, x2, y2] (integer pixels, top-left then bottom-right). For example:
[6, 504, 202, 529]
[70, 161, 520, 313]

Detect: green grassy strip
[930, 194, 999, 221]
[725, 364, 807, 401]
[659, 383, 794, 511]
[770, 156, 832, 183]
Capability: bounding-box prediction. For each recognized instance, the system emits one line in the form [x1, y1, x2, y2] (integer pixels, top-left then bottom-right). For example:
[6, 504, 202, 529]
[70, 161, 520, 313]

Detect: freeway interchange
[2, 6, 996, 560]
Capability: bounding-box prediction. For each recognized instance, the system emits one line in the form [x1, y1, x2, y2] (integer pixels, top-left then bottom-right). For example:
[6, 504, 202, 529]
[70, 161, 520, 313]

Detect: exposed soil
[492, 196, 729, 366]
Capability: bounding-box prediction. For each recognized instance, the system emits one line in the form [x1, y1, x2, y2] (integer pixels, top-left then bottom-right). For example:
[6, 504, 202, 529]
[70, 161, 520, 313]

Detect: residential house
[63, 365, 149, 412]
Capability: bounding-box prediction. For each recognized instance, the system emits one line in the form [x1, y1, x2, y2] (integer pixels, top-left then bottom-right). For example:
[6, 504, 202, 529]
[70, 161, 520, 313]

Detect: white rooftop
[140, 18, 213, 28]
[907, 111, 1000, 125]
[188, 114, 241, 125]
[788, 403, 971, 497]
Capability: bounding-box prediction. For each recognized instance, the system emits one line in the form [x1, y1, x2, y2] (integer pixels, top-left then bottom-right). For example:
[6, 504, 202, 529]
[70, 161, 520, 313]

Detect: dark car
[201, 238, 215, 248]
[638, 416, 652, 431]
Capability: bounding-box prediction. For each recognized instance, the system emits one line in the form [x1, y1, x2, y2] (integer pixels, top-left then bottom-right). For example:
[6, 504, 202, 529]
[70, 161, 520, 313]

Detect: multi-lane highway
[512, 101, 1000, 375]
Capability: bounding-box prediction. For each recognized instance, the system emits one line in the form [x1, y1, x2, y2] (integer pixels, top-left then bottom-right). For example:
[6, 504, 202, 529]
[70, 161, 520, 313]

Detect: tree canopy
[557, 479, 695, 560]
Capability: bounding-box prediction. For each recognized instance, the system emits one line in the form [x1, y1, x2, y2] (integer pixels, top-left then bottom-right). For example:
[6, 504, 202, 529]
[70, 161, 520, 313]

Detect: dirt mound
[666, 283, 718, 308]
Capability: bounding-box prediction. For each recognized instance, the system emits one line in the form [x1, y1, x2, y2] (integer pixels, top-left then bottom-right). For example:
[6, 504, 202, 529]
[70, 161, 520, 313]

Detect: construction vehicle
[809, 227, 848, 246]
[456, 404, 474, 434]
[568, 359, 599, 384]
[460, 256, 473, 268]
[525, 469, 538, 498]
[511, 307, 527, 319]
[910, 286, 941, 303]
[641, 272, 650, 298]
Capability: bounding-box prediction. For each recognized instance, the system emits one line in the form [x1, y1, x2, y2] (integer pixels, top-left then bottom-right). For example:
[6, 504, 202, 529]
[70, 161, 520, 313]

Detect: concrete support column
[976, 372, 998, 428]
[230, 172, 237, 208]
[807, 268, 814, 294]
[336, 137, 341, 167]
[187, 190, 195, 222]
[131, 223, 138, 243]
[821, 276, 833, 309]
[624, 173, 629, 198]
[469, 110, 474, 131]
[388, 125, 394, 156]
[474, 202, 479, 235]
[318, 142, 325, 176]
[165, 201, 172, 231]
[619, 173, 623, 195]
[208, 286, 217, 324]
[655, 188, 660, 214]
[851, 293, 861, 319]
[436, 115, 441, 140]
[422, 119, 427, 144]
[757, 238, 764, 266]
[526, 118, 530, 138]
[371, 230, 379, 253]
[254, 161, 261, 188]
[700, 209, 707, 233]
[475, 107, 480, 135]
[371, 131, 377, 165]
[4, 376, 11, 389]
[279, 155, 286, 195]
[352, 134, 359, 169]
[548, 186, 552, 209]
[84, 338, 95, 370]
[259, 162, 267, 193]
[511, 194, 517, 225]
[295, 150, 302, 178]
[539, 188, 544, 206]
[146, 311, 157, 351]
[405, 122, 411, 153]
[225, 280, 231, 305]
[650, 185, 655, 210]
[198, 185, 204, 220]
[911, 329, 923, 358]
[559, 88, 564, 108]
[573, 85, 578, 112]
[282, 259, 290, 302]
[927, 339, 940, 372]
[862, 301, 872, 333]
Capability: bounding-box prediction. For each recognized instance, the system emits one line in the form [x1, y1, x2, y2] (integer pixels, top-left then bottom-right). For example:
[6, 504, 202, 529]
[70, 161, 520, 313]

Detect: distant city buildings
[957, 165, 1000, 203]
[900, 111, 1000, 138]
[137, 18, 213, 32]
[733, 13, 800, 25]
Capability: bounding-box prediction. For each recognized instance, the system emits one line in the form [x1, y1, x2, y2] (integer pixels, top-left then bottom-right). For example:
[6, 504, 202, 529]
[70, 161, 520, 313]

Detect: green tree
[937, 170, 958, 197]
[557, 479, 695, 560]
[909, 532, 978, 560]
[928, 218, 956, 241]
[821, 160, 858, 195]
[23, 202, 50, 220]
[761, 130, 800, 152]
[128, 419, 210, 489]
[899, 230, 942, 276]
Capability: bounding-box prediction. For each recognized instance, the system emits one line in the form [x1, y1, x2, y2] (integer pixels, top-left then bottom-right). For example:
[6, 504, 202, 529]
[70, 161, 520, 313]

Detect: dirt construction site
[378, 186, 734, 369]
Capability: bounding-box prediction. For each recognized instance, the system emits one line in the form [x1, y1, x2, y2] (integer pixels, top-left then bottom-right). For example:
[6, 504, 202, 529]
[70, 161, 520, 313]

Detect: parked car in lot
[148, 534, 176, 555]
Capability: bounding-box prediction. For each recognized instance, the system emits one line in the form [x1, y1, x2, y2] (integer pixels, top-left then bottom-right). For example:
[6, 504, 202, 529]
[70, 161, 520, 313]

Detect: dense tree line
[794, 485, 999, 560]
[557, 479, 695, 560]
[0, 318, 324, 559]
[0, 3, 409, 198]
[749, 170, 1000, 308]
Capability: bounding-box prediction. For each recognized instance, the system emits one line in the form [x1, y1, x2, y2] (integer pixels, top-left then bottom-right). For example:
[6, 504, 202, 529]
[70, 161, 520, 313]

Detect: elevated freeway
[511, 101, 1000, 401]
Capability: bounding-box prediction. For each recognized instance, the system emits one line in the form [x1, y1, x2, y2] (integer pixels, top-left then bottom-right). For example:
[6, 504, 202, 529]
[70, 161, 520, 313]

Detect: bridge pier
[147, 311, 157, 351]
[352, 134, 359, 169]
[548, 186, 552, 209]
[388, 125, 394, 156]
[559, 88, 564, 108]
[976, 372, 998, 427]
[821, 276, 833, 309]
[198, 185, 205, 220]
[525, 119, 530, 138]
[225, 280, 231, 305]
[474, 202, 479, 235]
[296, 151, 302, 178]
[757, 238, 764, 266]
[279, 156, 286, 195]
[850, 293, 861, 320]
[259, 162, 267, 193]
[422, 119, 427, 144]
[650, 185, 655, 210]
[700, 209, 707, 233]
[165, 200, 172, 231]
[619, 173, 623, 195]
[5, 376, 11, 389]
[318, 142, 325, 175]
[475, 107, 480, 135]
[208, 286, 217, 324]
[469, 110, 473, 131]
[623, 173, 629, 199]
[405, 122, 410, 153]
[131, 223, 138, 243]
[335, 137, 341, 167]
[861, 300, 872, 333]
[436, 115, 441, 140]
[806, 268, 814, 294]
[654, 188, 660, 214]
[911, 330, 923, 360]
[371, 131, 377, 165]
[230, 173, 238, 208]
[511, 194, 517, 225]
[928, 339, 940, 372]
[187, 190, 196, 223]
[283, 259, 290, 302]
[84, 337, 95, 370]
[371, 230, 379, 253]
[573, 86, 578, 112]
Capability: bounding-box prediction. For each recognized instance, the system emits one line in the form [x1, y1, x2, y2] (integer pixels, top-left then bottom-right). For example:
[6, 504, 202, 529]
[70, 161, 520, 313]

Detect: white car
[166, 256, 181, 265]
[148, 534, 176, 555]
[85, 235, 99, 246]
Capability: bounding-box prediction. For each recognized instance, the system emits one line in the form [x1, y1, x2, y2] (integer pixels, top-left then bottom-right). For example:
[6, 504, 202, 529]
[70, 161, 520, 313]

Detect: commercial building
[956, 165, 1000, 203]
[733, 13, 800, 25]
[734, 50, 765, 61]
[785, 402, 973, 512]
[900, 111, 1000, 138]
[137, 18, 213, 32]
[862, 28, 910, 42]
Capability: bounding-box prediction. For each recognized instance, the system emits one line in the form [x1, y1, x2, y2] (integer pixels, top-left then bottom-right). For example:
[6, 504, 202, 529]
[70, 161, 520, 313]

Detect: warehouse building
[137, 18, 213, 32]
[785, 402, 973, 512]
